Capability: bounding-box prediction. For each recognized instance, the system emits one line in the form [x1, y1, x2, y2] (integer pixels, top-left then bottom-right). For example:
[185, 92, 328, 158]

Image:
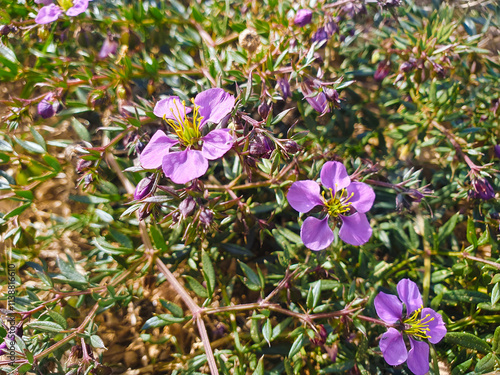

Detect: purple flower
[294, 9, 313, 27]
[98, 37, 118, 59]
[301, 80, 330, 114]
[286, 161, 375, 250]
[471, 178, 495, 200]
[35, 0, 90, 24]
[278, 78, 291, 101]
[38, 92, 59, 119]
[374, 279, 447, 375]
[374, 61, 391, 82]
[134, 175, 156, 200]
[311, 27, 329, 45]
[140, 88, 235, 184]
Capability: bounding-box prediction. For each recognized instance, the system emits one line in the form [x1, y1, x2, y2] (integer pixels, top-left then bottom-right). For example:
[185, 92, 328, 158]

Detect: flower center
[403, 306, 434, 339]
[323, 187, 354, 218]
[163, 99, 202, 148]
[57, 0, 74, 11]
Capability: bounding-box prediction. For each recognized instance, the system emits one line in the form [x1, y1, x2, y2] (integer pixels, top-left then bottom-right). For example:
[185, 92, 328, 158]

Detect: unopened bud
[249, 134, 274, 158]
[494, 145, 500, 159]
[258, 101, 271, 119]
[374, 61, 390, 82]
[134, 175, 156, 200]
[472, 178, 495, 200]
[278, 78, 291, 100]
[38, 93, 59, 119]
[294, 9, 313, 27]
[199, 208, 214, 226]
[283, 140, 299, 154]
[179, 196, 196, 217]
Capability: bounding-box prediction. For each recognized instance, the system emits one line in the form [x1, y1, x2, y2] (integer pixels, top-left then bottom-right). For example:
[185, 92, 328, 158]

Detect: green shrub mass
[0, 0, 499, 374]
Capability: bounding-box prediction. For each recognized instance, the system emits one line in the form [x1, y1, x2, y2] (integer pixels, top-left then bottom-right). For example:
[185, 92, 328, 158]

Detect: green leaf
[69, 195, 110, 204]
[202, 251, 216, 297]
[29, 127, 47, 151]
[475, 353, 497, 373]
[238, 261, 262, 291]
[307, 280, 321, 310]
[0, 139, 13, 152]
[437, 213, 459, 245]
[47, 310, 68, 329]
[443, 289, 489, 304]
[271, 108, 294, 125]
[14, 137, 45, 154]
[90, 335, 107, 349]
[43, 155, 62, 173]
[491, 283, 499, 306]
[27, 321, 64, 333]
[3, 203, 31, 220]
[492, 325, 500, 352]
[159, 299, 184, 318]
[451, 358, 473, 375]
[71, 118, 91, 142]
[444, 332, 491, 354]
[150, 225, 168, 253]
[262, 319, 272, 346]
[184, 275, 208, 298]
[252, 356, 265, 375]
[466, 217, 477, 248]
[288, 333, 304, 358]
[57, 256, 88, 284]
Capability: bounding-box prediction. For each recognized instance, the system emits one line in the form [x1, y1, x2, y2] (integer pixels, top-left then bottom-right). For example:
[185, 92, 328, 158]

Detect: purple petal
[397, 279, 423, 316]
[66, 0, 89, 16]
[201, 129, 233, 160]
[98, 38, 118, 59]
[300, 216, 335, 251]
[407, 338, 429, 375]
[379, 328, 407, 366]
[35, 0, 53, 5]
[320, 161, 351, 194]
[287, 180, 324, 213]
[140, 130, 178, 169]
[194, 88, 235, 126]
[422, 308, 447, 344]
[162, 149, 208, 184]
[345, 182, 375, 213]
[374, 292, 403, 324]
[305, 92, 329, 113]
[339, 212, 372, 246]
[35, 4, 63, 24]
[154, 96, 191, 121]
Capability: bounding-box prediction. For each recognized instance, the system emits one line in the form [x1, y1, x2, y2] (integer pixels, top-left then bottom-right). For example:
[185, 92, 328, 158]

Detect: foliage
[0, 0, 499, 374]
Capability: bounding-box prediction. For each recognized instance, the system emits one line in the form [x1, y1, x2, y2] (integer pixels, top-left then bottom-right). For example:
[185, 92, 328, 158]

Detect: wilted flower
[140, 88, 235, 184]
[278, 78, 291, 100]
[374, 61, 391, 82]
[294, 9, 313, 27]
[287, 161, 375, 250]
[38, 92, 59, 119]
[311, 27, 329, 45]
[374, 279, 446, 375]
[471, 178, 495, 200]
[199, 208, 214, 226]
[35, 0, 91, 24]
[301, 80, 329, 114]
[98, 37, 118, 59]
[238, 28, 260, 53]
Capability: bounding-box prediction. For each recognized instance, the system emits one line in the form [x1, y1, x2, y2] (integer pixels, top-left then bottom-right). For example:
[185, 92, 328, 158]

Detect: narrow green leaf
[202, 251, 216, 297]
[90, 335, 107, 349]
[27, 321, 64, 333]
[444, 332, 491, 354]
[288, 333, 304, 358]
[184, 275, 208, 298]
[71, 118, 91, 142]
[262, 319, 272, 346]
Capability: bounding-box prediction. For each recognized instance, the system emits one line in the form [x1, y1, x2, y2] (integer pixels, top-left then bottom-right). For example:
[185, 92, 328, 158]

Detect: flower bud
[472, 178, 495, 200]
[0, 25, 17, 36]
[399, 61, 415, 73]
[199, 208, 214, 226]
[134, 175, 156, 200]
[87, 89, 109, 109]
[239, 28, 260, 53]
[76, 159, 92, 173]
[38, 93, 59, 119]
[278, 78, 291, 100]
[311, 27, 328, 45]
[258, 101, 271, 119]
[325, 20, 339, 37]
[283, 140, 299, 154]
[323, 88, 340, 104]
[494, 145, 500, 159]
[374, 61, 390, 82]
[179, 196, 196, 217]
[294, 9, 313, 27]
[249, 134, 274, 158]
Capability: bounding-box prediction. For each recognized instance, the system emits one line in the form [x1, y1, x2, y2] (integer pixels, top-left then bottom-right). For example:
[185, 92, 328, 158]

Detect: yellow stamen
[57, 0, 73, 11]
[163, 98, 203, 147]
[403, 306, 435, 339]
[323, 187, 355, 217]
